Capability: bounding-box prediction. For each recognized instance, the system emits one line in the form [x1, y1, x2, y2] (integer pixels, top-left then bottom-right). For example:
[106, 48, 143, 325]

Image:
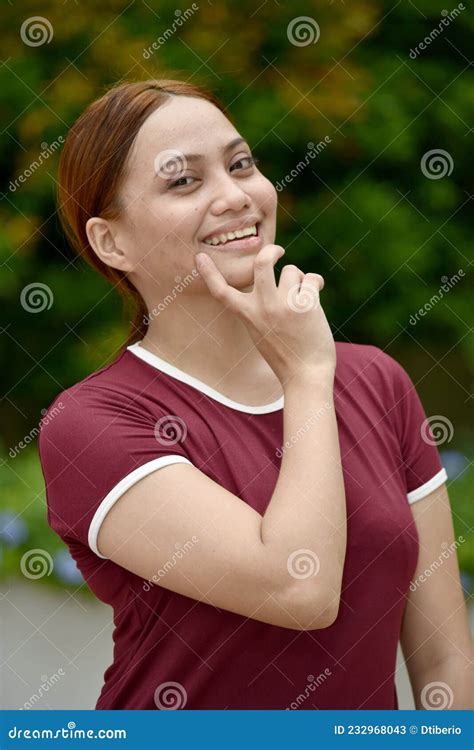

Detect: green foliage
[1, 1, 472, 588]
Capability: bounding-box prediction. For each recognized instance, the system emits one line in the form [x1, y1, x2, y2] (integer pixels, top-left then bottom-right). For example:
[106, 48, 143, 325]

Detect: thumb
[194, 252, 245, 312]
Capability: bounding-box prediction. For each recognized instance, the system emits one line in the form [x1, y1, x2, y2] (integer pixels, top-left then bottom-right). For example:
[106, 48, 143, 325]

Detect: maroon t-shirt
[38, 341, 447, 710]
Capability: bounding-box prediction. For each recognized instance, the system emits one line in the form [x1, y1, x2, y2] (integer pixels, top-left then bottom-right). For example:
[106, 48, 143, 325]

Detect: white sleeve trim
[406, 467, 448, 504]
[88, 455, 194, 559]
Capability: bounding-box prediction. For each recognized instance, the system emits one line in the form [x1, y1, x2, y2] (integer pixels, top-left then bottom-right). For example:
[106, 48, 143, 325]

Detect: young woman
[39, 78, 472, 710]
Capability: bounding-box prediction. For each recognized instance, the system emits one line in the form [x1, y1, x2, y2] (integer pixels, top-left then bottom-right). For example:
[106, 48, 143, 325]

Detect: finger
[284, 272, 323, 313]
[277, 264, 305, 295]
[195, 253, 246, 312]
[252, 244, 285, 300]
[302, 272, 325, 292]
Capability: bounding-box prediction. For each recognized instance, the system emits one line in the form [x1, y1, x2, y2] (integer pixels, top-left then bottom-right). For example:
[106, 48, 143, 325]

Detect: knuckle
[304, 272, 324, 288]
[254, 256, 269, 271]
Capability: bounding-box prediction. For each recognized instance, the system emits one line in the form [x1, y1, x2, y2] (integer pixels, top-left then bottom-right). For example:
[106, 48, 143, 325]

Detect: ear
[85, 217, 133, 272]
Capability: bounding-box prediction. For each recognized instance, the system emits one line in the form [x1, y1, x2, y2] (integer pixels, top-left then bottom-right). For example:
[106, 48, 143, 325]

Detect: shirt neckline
[126, 341, 285, 415]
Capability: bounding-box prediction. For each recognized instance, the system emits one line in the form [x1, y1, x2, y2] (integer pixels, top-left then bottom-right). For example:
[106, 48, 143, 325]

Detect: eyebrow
[156, 137, 249, 177]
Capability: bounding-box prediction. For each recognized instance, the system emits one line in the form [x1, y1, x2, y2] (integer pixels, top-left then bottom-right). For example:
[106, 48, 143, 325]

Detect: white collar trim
[126, 342, 285, 415]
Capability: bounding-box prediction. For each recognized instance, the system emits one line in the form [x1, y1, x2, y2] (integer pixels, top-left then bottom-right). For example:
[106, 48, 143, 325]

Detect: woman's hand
[195, 244, 336, 384]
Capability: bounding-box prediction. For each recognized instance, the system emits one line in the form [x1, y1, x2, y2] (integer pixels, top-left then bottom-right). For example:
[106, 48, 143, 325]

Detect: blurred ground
[2, 580, 472, 710]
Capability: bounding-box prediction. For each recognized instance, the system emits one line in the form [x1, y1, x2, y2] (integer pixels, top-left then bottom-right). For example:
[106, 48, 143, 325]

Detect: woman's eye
[168, 176, 195, 189]
[168, 156, 259, 189]
[230, 155, 259, 172]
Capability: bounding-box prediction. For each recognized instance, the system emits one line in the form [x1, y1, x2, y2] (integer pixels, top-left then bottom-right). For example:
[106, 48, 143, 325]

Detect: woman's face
[111, 95, 278, 301]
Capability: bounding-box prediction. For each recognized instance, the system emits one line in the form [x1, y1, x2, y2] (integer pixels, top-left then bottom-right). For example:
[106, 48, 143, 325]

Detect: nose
[209, 171, 251, 215]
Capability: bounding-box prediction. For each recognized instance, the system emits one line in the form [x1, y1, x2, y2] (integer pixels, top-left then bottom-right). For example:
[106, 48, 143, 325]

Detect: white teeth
[204, 224, 257, 246]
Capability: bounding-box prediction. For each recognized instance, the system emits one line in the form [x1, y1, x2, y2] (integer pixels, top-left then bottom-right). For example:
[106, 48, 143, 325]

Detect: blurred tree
[1, 0, 472, 451]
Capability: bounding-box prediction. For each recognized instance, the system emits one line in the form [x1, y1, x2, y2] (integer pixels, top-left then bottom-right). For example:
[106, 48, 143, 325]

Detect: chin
[219, 257, 256, 290]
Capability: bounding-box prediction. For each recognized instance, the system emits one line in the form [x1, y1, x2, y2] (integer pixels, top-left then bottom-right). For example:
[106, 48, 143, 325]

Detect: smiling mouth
[201, 222, 261, 247]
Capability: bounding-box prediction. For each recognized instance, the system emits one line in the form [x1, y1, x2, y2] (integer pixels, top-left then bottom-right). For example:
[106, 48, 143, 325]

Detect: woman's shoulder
[41, 350, 128, 416]
[334, 340, 402, 378]
[37, 347, 157, 449]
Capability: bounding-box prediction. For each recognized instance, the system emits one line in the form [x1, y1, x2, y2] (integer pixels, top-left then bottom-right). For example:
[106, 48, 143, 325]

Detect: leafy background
[0, 0, 472, 592]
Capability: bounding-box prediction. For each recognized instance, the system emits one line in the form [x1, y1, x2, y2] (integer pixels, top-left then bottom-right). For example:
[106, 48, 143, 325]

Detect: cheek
[136, 198, 190, 247]
[257, 175, 278, 216]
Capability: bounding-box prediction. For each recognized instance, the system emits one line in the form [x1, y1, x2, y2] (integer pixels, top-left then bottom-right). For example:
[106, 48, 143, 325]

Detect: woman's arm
[98, 370, 346, 632]
[400, 482, 473, 709]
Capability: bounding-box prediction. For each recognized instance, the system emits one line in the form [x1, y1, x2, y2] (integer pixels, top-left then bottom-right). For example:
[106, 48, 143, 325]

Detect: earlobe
[85, 217, 132, 272]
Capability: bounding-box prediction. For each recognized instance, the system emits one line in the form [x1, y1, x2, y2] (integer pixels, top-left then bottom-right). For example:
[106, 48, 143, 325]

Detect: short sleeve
[385, 354, 448, 504]
[38, 388, 194, 559]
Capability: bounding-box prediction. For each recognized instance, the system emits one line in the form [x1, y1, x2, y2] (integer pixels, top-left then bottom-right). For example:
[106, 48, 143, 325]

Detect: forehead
[131, 95, 240, 166]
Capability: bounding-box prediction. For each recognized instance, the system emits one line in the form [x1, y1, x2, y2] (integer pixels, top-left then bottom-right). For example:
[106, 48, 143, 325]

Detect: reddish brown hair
[57, 77, 229, 348]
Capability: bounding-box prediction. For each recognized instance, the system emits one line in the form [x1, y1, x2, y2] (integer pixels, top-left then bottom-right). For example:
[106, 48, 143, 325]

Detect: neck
[139, 292, 270, 386]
